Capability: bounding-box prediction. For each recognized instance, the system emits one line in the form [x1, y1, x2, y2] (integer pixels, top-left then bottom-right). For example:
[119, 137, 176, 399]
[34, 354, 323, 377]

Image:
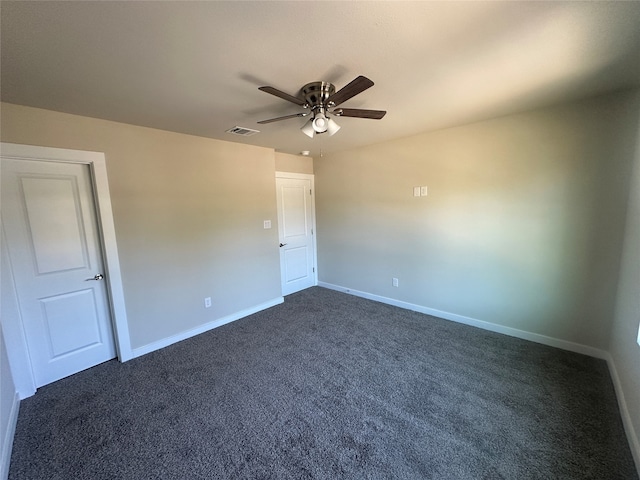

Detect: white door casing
[275, 173, 317, 296]
[0, 143, 131, 398]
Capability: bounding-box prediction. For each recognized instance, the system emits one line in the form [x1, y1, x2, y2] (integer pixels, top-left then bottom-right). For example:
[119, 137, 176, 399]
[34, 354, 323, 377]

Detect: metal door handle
[87, 274, 104, 281]
[279, 243, 287, 248]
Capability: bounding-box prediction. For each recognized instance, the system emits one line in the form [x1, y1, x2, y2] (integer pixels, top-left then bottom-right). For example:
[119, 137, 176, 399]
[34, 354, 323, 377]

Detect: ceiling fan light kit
[258, 75, 386, 138]
[301, 114, 341, 138]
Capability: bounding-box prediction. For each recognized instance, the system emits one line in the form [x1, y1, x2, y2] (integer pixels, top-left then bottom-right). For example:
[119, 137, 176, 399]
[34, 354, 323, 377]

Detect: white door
[276, 174, 317, 295]
[1, 158, 116, 387]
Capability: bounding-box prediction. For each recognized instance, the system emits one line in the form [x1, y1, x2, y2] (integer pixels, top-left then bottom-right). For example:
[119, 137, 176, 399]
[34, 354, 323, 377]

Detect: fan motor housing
[301, 82, 335, 108]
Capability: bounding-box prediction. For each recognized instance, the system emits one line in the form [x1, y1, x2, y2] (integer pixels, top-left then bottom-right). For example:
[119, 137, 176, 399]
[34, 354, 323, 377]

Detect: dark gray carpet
[9, 287, 638, 479]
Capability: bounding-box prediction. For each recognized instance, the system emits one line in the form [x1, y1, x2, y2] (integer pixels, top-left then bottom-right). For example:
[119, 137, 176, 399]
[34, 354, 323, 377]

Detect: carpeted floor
[9, 287, 638, 479]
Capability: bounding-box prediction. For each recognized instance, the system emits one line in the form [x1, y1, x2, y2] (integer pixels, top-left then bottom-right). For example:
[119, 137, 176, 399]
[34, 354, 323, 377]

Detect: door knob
[87, 274, 104, 281]
[279, 243, 287, 248]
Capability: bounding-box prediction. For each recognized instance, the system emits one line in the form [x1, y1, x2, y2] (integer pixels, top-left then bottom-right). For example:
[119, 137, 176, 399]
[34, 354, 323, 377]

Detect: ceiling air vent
[226, 126, 260, 137]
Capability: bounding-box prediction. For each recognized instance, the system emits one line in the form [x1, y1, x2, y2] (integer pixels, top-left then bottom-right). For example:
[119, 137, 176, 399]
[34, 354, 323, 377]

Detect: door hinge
[311, 228, 313, 235]
[313, 267, 315, 273]
[310, 189, 312, 195]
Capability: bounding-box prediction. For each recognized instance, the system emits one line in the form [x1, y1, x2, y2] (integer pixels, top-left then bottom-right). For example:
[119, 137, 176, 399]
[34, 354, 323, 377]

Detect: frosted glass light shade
[312, 113, 328, 133]
[327, 118, 341, 136]
[301, 119, 314, 138]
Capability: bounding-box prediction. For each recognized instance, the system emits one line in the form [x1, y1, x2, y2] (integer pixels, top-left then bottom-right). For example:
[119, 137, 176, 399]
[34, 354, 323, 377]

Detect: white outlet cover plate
[264, 220, 271, 229]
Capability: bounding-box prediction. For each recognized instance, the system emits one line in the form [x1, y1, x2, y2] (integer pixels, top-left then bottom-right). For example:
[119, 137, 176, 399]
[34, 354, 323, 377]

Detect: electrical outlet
[392, 277, 399, 287]
[204, 297, 212, 308]
[413, 186, 421, 197]
[420, 186, 428, 196]
[264, 220, 271, 229]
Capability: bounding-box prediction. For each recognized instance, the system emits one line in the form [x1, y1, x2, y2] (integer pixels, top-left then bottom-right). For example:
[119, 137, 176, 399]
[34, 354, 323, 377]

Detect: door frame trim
[1, 143, 132, 398]
[275, 171, 318, 291]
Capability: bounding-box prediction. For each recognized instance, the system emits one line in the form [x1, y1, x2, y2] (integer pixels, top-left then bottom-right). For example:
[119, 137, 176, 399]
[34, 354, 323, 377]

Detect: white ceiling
[2, 1, 640, 157]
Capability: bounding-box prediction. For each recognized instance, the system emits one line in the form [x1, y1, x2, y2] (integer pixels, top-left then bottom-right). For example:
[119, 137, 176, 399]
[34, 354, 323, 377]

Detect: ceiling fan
[257, 75, 386, 137]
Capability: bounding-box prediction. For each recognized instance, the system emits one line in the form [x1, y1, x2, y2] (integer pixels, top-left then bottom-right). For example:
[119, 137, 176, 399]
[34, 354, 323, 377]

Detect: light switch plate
[264, 220, 271, 229]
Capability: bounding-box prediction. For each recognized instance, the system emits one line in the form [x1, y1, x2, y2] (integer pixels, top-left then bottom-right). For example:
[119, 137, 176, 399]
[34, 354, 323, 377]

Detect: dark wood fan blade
[326, 76, 374, 107]
[258, 86, 306, 106]
[257, 112, 308, 124]
[333, 108, 386, 119]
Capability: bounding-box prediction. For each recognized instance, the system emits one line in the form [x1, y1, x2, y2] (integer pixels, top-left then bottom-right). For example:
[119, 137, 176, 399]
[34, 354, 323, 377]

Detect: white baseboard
[605, 354, 640, 476]
[318, 282, 608, 358]
[132, 297, 284, 359]
[319, 281, 640, 473]
[1, 392, 20, 480]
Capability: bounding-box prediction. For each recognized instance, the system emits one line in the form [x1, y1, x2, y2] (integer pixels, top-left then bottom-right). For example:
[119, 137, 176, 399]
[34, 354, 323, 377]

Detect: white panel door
[1, 158, 116, 387]
[276, 175, 316, 295]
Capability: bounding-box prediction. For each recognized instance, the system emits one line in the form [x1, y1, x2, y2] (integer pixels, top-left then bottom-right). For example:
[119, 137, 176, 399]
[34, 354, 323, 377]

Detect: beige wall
[610, 114, 640, 462]
[315, 89, 640, 350]
[1, 103, 282, 349]
[275, 152, 313, 174]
